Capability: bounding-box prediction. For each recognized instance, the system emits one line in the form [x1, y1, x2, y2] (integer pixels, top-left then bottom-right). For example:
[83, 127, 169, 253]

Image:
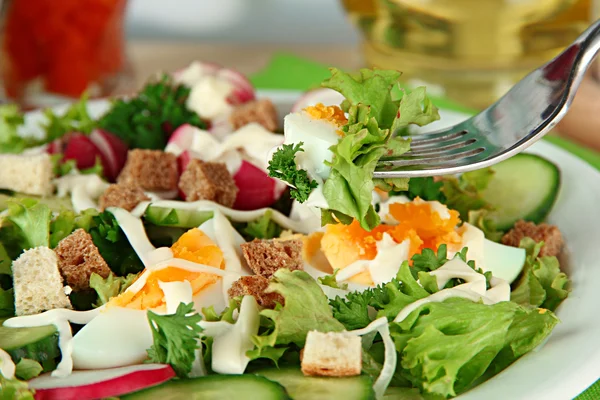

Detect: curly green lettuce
[510, 238, 570, 311]
[319, 68, 440, 230]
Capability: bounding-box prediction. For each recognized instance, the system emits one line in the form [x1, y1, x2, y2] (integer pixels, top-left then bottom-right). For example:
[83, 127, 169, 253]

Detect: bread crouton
[230, 99, 278, 132]
[0, 153, 54, 196]
[502, 220, 564, 257]
[117, 149, 178, 191]
[241, 239, 303, 278]
[54, 229, 111, 291]
[228, 275, 284, 308]
[12, 247, 72, 315]
[99, 183, 150, 211]
[178, 159, 238, 207]
[301, 331, 362, 377]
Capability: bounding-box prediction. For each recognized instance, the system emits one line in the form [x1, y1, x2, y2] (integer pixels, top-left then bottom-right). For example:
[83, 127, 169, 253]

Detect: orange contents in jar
[2, 0, 127, 99]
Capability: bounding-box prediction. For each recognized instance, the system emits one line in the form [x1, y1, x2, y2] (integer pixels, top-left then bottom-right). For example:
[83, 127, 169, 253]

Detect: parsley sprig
[267, 142, 317, 203]
[147, 302, 203, 378]
[98, 74, 206, 150]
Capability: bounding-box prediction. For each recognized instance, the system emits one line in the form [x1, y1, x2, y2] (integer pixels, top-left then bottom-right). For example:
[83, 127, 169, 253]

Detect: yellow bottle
[341, 0, 598, 109]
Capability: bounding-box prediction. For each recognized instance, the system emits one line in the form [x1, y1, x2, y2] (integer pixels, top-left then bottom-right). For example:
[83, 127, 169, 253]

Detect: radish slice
[89, 130, 119, 181]
[63, 134, 104, 171]
[208, 115, 234, 140]
[46, 140, 62, 154]
[93, 129, 128, 178]
[291, 88, 345, 112]
[233, 160, 280, 210]
[30, 364, 175, 400]
[165, 124, 198, 156]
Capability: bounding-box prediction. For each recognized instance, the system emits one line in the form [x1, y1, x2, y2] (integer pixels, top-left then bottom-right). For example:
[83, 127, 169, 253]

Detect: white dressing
[54, 173, 109, 213]
[108, 208, 159, 267]
[131, 200, 313, 234]
[393, 258, 511, 324]
[0, 348, 15, 379]
[335, 235, 410, 286]
[158, 281, 193, 314]
[349, 317, 397, 400]
[209, 296, 260, 374]
[186, 76, 234, 119]
[4, 308, 101, 377]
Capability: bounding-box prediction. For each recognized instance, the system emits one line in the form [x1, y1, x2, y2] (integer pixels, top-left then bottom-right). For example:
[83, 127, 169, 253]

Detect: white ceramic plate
[24, 91, 600, 400]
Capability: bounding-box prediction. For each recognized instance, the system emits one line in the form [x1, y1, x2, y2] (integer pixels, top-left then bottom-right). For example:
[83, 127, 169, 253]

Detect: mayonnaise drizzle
[335, 235, 410, 286]
[349, 317, 397, 400]
[54, 173, 109, 213]
[0, 349, 15, 379]
[4, 308, 102, 377]
[393, 258, 510, 324]
[131, 200, 313, 234]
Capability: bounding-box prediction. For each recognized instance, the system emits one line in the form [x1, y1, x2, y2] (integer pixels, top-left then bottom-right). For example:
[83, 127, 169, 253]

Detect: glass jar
[0, 0, 133, 108]
[341, 0, 599, 109]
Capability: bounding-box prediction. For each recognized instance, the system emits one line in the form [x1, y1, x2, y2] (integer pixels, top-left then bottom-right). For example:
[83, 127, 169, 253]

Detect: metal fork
[374, 19, 600, 178]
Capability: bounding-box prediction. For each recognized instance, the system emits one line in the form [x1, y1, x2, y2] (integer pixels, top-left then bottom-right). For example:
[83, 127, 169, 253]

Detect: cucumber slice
[0, 318, 60, 371]
[481, 153, 560, 231]
[144, 206, 213, 228]
[122, 374, 290, 399]
[254, 368, 375, 400]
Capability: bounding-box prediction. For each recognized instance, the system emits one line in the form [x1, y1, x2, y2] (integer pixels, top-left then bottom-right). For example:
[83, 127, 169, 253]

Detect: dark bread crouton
[228, 275, 284, 309]
[54, 229, 111, 291]
[230, 99, 278, 132]
[502, 220, 564, 257]
[117, 149, 178, 191]
[241, 239, 303, 278]
[178, 159, 238, 207]
[99, 183, 150, 211]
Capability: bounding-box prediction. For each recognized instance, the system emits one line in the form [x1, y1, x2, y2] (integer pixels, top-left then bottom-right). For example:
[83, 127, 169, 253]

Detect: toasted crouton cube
[117, 149, 178, 191]
[502, 220, 564, 257]
[228, 275, 284, 308]
[99, 183, 150, 211]
[0, 153, 54, 196]
[12, 247, 72, 315]
[230, 99, 278, 132]
[241, 239, 303, 278]
[54, 229, 111, 291]
[178, 159, 238, 207]
[301, 331, 362, 377]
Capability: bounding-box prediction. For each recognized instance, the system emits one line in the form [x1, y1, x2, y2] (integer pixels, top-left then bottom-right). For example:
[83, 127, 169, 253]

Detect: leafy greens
[146, 302, 203, 378]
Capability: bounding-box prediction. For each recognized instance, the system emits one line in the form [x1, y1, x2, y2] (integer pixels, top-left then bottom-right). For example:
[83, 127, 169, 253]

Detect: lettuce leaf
[0, 199, 52, 256]
[255, 269, 344, 347]
[0, 287, 14, 318]
[90, 272, 139, 306]
[42, 94, 95, 142]
[390, 298, 558, 398]
[439, 168, 494, 221]
[0, 373, 34, 400]
[510, 238, 570, 311]
[14, 359, 43, 381]
[49, 209, 99, 249]
[0, 104, 33, 154]
[320, 69, 439, 230]
[322, 104, 410, 230]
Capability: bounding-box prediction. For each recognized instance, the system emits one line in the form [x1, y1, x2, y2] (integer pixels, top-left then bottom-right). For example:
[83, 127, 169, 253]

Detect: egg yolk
[320, 199, 461, 285]
[108, 228, 224, 310]
[303, 103, 348, 135]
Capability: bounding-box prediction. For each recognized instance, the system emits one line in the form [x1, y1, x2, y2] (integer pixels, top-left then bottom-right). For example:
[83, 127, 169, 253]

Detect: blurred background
[1, 0, 600, 148]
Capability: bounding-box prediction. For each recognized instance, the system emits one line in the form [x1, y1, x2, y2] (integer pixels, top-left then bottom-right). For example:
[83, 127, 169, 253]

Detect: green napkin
[250, 53, 600, 399]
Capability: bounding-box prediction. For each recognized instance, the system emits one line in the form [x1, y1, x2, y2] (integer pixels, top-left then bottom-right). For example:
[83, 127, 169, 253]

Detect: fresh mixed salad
[0, 63, 570, 400]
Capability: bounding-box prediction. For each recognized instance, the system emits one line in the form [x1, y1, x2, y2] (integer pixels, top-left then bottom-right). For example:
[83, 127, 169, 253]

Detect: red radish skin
[94, 129, 129, 176]
[62, 134, 104, 171]
[167, 124, 197, 153]
[233, 161, 280, 210]
[30, 364, 175, 400]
